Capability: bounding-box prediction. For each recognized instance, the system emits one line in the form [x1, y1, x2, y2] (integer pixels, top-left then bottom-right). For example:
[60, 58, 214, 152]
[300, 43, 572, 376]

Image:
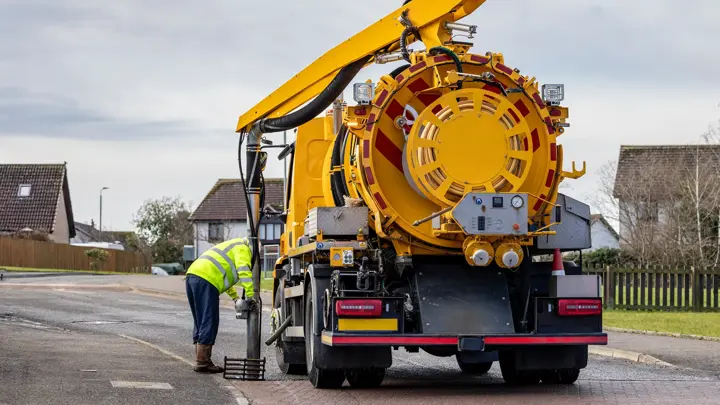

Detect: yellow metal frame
[236, 0, 488, 133]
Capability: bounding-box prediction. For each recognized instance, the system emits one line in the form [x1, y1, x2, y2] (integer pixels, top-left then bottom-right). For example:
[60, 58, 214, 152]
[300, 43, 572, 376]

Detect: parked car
[152, 262, 184, 275]
[151, 266, 169, 276]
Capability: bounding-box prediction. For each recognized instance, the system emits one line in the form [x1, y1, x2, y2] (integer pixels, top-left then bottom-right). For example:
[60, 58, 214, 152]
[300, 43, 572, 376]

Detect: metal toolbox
[306, 207, 369, 238]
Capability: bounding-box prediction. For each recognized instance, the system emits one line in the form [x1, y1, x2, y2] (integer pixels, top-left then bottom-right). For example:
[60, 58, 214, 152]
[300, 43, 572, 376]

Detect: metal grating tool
[222, 357, 266, 381]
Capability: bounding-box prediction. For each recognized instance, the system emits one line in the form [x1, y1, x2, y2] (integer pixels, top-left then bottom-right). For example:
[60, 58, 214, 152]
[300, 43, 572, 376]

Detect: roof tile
[0, 164, 75, 236]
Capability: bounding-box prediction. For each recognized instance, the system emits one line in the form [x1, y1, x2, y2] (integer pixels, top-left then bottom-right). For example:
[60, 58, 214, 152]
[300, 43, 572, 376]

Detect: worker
[185, 237, 254, 373]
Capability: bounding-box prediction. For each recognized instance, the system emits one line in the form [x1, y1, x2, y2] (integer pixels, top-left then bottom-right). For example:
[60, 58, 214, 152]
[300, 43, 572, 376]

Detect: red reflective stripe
[330, 336, 458, 345]
[550, 143, 557, 161]
[546, 169, 555, 187]
[376, 129, 404, 173]
[409, 61, 427, 73]
[376, 90, 389, 107]
[373, 193, 388, 210]
[364, 166, 375, 185]
[496, 63, 513, 75]
[407, 78, 430, 94]
[484, 336, 607, 345]
[366, 114, 376, 132]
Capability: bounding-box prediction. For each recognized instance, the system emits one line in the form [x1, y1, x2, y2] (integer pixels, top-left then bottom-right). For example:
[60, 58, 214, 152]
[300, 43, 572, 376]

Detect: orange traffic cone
[551, 248, 565, 276]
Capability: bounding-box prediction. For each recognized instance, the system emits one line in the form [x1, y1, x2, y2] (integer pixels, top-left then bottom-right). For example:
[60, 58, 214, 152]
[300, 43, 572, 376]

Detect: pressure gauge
[511, 195, 524, 209]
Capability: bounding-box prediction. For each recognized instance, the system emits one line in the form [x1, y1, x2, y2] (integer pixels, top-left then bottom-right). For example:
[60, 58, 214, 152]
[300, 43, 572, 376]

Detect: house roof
[613, 145, 720, 198]
[0, 163, 76, 237]
[189, 178, 285, 222]
[591, 214, 619, 240]
[74, 222, 133, 244]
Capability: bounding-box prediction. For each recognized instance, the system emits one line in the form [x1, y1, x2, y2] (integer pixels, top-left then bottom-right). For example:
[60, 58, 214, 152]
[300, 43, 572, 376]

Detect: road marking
[118, 333, 194, 366]
[111, 381, 174, 390]
[218, 380, 250, 405]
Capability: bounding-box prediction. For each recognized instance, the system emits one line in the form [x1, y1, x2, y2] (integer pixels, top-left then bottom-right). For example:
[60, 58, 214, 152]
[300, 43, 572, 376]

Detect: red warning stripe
[409, 61, 427, 73]
[544, 117, 555, 134]
[366, 113, 376, 132]
[376, 90, 389, 107]
[396, 74, 405, 83]
[376, 129, 404, 173]
[418, 93, 441, 106]
[407, 78, 430, 94]
[533, 194, 546, 211]
[531, 129, 540, 152]
[523, 137, 529, 151]
[364, 166, 375, 185]
[546, 169, 555, 187]
[496, 63, 513, 75]
[508, 108, 520, 124]
[532, 93, 546, 109]
[373, 193, 388, 210]
[362, 140, 370, 159]
[514, 100, 530, 117]
[385, 99, 404, 120]
[550, 143, 557, 161]
[434, 55, 451, 63]
[470, 55, 489, 63]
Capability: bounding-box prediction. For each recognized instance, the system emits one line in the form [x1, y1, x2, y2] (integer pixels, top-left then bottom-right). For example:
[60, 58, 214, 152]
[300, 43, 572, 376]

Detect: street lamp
[100, 187, 109, 240]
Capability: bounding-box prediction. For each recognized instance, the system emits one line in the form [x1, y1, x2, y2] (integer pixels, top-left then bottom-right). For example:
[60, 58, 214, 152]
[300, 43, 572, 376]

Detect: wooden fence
[0, 236, 150, 274]
[582, 264, 720, 312]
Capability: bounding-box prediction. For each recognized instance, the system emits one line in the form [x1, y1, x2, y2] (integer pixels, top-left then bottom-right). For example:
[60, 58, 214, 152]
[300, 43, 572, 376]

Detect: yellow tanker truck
[234, 0, 606, 389]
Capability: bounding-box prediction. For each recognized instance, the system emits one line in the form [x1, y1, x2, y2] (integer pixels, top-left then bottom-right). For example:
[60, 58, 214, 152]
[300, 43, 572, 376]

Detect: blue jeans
[186, 274, 220, 345]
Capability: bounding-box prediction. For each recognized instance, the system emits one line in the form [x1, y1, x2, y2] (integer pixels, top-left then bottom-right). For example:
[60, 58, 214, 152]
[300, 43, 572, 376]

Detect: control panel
[452, 193, 529, 235]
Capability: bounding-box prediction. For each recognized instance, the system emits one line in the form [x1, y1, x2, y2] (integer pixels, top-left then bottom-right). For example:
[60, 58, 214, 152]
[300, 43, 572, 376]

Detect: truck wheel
[456, 359, 493, 375]
[346, 368, 385, 388]
[540, 368, 580, 385]
[499, 352, 540, 385]
[273, 286, 306, 375]
[305, 279, 345, 388]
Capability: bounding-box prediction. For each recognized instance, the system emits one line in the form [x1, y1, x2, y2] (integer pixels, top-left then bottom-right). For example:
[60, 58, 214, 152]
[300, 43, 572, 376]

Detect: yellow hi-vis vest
[187, 237, 254, 300]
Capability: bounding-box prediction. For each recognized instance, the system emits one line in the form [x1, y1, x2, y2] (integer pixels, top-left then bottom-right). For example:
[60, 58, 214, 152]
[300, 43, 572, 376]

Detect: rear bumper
[321, 332, 608, 347]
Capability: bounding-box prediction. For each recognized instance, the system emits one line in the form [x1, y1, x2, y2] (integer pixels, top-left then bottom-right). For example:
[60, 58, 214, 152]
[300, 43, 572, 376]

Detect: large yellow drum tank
[324, 49, 580, 263]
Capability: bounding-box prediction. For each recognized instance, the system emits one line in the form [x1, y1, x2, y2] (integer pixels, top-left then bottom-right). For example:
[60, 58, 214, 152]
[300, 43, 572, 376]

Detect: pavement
[2, 273, 720, 404]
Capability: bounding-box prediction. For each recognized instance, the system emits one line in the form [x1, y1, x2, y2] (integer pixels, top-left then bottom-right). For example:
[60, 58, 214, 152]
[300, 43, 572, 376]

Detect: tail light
[335, 299, 382, 317]
[557, 299, 602, 316]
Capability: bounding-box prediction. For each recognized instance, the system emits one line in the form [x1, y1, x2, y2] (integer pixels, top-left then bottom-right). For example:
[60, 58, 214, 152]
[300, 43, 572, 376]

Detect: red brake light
[557, 299, 602, 316]
[335, 299, 382, 317]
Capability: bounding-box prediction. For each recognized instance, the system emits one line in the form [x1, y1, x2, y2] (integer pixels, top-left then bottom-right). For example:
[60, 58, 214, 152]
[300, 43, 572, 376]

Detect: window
[258, 223, 284, 241]
[208, 222, 224, 242]
[18, 184, 31, 197]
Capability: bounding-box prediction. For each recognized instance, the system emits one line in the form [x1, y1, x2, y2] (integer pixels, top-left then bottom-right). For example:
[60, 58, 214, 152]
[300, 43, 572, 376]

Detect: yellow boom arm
[236, 0, 487, 133]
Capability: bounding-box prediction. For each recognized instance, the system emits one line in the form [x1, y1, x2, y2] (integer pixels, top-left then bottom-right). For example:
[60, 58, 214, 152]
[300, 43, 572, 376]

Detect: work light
[542, 84, 565, 105]
[353, 82, 375, 105]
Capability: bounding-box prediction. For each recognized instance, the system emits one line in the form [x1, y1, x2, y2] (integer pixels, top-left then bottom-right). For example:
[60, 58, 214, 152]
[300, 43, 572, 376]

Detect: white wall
[50, 189, 70, 244]
[193, 220, 248, 258]
[587, 221, 619, 252]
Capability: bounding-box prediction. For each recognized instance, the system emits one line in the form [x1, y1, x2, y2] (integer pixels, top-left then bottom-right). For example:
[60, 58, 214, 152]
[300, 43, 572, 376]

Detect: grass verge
[0, 266, 149, 276]
[604, 310, 720, 338]
[261, 278, 274, 292]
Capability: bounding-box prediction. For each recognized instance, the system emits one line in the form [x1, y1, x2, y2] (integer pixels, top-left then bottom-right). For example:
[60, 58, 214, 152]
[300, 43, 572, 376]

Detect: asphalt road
[2, 288, 719, 404]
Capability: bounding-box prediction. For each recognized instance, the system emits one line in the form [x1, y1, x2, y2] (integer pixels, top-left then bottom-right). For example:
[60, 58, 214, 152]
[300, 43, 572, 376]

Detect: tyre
[346, 368, 385, 388]
[305, 278, 345, 388]
[456, 358, 493, 375]
[273, 285, 306, 375]
[499, 352, 540, 385]
[540, 368, 580, 385]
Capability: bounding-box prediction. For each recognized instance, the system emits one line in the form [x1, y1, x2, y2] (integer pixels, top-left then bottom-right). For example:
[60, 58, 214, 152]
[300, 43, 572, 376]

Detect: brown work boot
[194, 344, 224, 373]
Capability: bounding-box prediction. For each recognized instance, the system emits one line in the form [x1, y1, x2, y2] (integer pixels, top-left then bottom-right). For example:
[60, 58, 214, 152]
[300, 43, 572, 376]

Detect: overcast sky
[1, 0, 719, 231]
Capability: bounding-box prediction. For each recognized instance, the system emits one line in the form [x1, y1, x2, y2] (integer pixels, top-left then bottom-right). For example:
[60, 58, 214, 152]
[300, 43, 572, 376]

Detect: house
[613, 144, 720, 244]
[71, 221, 134, 250]
[189, 178, 286, 274]
[586, 214, 619, 252]
[0, 163, 76, 243]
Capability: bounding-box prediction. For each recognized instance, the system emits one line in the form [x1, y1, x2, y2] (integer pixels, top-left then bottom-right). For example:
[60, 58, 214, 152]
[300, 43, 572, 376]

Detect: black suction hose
[258, 56, 371, 134]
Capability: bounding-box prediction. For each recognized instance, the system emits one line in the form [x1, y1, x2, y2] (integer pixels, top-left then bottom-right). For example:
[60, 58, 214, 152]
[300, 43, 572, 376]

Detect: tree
[593, 120, 720, 268]
[132, 196, 194, 263]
